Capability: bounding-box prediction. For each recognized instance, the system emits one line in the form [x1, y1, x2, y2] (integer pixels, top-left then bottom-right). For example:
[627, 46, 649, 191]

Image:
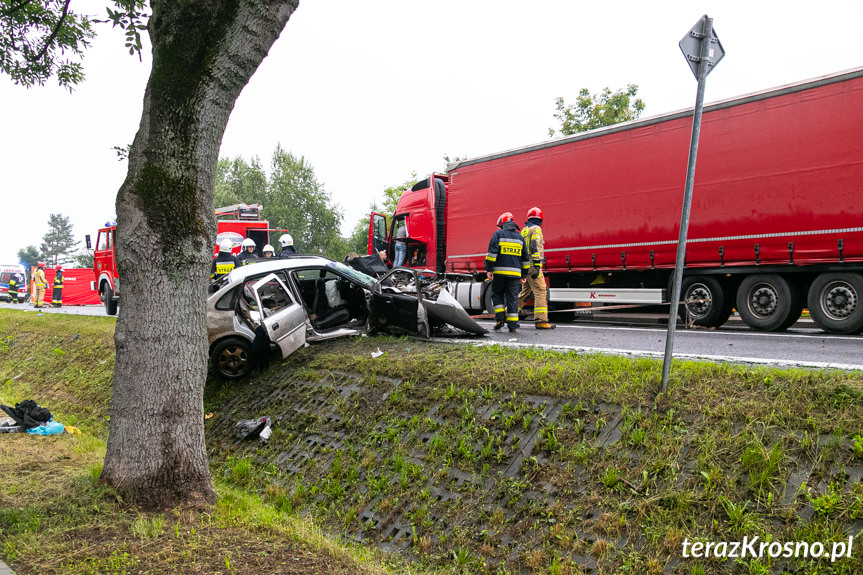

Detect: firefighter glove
[530, 265, 540, 278]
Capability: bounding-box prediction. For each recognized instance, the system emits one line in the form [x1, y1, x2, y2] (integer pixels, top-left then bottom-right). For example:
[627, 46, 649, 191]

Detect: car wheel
[104, 283, 118, 316]
[807, 273, 863, 334]
[211, 337, 253, 379]
[736, 274, 802, 332]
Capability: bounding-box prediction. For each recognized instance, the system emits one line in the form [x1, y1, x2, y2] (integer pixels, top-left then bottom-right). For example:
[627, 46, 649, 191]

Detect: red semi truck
[89, 204, 277, 315]
[370, 68, 863, 334]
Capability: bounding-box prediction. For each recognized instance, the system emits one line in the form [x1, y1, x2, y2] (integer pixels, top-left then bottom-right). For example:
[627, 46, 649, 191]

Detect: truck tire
[104, 283, 118, 316]
[681, 276, 729, 328]
[807, 273, 863, 334]
[211, 337, 253, 379]
[736, 274, 802, 332]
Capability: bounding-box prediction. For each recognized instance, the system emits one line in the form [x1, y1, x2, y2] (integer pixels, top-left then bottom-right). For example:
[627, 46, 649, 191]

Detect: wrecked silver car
[207, 255, 485, 378]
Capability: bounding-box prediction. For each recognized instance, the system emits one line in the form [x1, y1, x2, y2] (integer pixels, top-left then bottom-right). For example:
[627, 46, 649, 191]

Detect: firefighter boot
[535, 321, 556, 330]
[493, 320, 504, 331]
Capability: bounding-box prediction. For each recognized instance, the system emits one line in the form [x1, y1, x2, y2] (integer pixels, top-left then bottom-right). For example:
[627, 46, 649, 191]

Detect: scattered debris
[371, 348, 385, 358]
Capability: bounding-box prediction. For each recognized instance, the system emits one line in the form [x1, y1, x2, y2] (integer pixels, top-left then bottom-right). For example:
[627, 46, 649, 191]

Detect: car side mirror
[85, 235, 91, 250]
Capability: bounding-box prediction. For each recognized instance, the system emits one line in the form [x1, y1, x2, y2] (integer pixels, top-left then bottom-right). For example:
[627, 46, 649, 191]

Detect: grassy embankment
[2, 308, 863, 575]
[0, 309, 387, 575]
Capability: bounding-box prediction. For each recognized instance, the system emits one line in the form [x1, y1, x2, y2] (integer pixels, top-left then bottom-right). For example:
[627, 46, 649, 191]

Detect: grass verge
[0, 309, 390, 575]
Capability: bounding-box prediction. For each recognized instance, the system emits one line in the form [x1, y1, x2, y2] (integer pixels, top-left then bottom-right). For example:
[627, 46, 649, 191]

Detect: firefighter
[33, 262, 47, 308]
[14, 272, 25, 303]
[278, 234, 298, 258]
[262, 244, 275, 258]
[485, 212, 530, 333]
[517, 207, 555, 329]
[51, 264, 64, 307]
[7, 271, 20, 304]
[210, 239, 241, 281]
[238, 237, 258, 265]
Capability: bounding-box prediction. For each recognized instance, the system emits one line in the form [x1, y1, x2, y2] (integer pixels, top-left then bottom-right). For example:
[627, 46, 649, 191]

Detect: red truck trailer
[370, 68, 863, 334]
[89, 204, 278, 315]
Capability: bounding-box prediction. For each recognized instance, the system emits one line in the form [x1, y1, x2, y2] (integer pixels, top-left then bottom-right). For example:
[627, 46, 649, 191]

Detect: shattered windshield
[327, 261, 375, 289]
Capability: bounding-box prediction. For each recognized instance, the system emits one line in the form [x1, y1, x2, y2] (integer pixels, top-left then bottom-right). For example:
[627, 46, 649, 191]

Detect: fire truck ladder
[214, 204, 263, 220]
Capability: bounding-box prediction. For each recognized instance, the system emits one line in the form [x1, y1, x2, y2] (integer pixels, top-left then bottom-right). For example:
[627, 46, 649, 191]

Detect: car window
[96, 231, 108, 251]
[252, 276, 294, 315]
[327, 261, 374, 288]
[215, 286, 239, 310]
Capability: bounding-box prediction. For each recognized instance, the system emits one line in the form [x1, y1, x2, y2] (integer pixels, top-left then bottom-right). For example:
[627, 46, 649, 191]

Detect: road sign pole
[661, 16, 719, 393]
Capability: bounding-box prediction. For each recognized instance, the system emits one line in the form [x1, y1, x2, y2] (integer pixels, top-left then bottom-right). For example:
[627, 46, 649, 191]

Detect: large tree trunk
[101, 0, 299, 509]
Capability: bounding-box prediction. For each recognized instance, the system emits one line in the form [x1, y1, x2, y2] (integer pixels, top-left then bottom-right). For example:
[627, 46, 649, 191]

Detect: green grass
[0, 310, 391, 575]
[4, 309, 863, 575]
[203, 336, 863, 575]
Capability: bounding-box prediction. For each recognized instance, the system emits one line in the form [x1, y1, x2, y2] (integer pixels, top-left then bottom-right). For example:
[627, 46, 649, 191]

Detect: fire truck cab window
[97, 232, 109, 251]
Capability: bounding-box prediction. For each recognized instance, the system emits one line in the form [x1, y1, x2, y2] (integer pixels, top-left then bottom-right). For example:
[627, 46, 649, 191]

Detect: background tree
[16, 245, 41, 270]
[72, 251, 94, 268]
[214, 146, 346, 259]
[2, 0, 301, 509]
[549, 84, 645, 137]
[39, 213, 79, 265]
[347, 174, 418, 255]
[214, 155, 267, 208]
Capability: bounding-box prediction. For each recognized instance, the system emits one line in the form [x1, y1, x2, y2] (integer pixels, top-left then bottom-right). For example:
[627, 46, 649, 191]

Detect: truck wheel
[211, 337, 252, 379]
[681, 276, 728, 328]
[736, 274, 802, 332]
[104, 283, 118, 316]
[807, 273, 863, 334]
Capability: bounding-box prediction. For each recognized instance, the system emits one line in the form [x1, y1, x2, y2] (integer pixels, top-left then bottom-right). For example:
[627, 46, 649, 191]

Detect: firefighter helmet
[55, 264, 63, 271]
[262, 244, 275, 255]
[279, 234, 294, 247]
[496, 212, 514, 228]
[527, 207, 543, 220]
[37, 261, 45, 268]
[241, 237, 256, 248]
[219, 239, 234, 252]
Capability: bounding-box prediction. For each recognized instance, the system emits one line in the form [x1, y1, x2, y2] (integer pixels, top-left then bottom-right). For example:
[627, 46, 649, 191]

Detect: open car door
[369, 212, 389, 256]
[371, 267, 429, 338]
[251, 274, 306, 358]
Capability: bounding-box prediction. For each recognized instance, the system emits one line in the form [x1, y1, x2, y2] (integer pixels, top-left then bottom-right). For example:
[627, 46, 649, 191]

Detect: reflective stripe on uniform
[215, 263, 235, 274]
[498, 240, 522, 256]
[485, 253, 497, 261]
[506, 314, 519, 320]
[494, 305, 505, 313]
[494, 268, 522, 277]
[533, 307, 548, 313]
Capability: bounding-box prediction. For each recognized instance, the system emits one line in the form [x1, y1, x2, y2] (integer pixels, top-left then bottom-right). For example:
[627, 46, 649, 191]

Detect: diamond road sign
[679, 15, 725, 79]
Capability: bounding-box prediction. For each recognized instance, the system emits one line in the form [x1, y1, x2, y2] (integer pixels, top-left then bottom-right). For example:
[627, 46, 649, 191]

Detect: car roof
[224, 255, 335, 284]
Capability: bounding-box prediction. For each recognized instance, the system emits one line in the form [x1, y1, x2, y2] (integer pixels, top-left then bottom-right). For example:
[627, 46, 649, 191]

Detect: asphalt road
[3, 302, 860, 371]
[457, 318, 863, 371]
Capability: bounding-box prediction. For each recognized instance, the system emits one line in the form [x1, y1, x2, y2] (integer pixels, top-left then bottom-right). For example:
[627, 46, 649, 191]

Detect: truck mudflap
[422, 288, 487, 336]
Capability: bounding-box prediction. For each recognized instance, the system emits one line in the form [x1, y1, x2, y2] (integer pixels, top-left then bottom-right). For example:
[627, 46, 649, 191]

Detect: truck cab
[369, 174, 448, 272]
[91, 223, 119, 315]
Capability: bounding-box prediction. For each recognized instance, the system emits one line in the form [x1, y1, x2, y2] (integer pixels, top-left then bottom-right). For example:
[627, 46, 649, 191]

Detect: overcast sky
[2, 0, 861, 266]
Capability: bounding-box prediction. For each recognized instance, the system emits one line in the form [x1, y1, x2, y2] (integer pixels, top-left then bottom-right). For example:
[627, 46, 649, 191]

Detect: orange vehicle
[87, 204, 280, 316]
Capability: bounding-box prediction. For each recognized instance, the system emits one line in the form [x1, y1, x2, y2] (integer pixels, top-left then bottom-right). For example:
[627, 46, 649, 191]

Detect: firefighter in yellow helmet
[32, 262, 48, 308]
[517, 207, 555, 329]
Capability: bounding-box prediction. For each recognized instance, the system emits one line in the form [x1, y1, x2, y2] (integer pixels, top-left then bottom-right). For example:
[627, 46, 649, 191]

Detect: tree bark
[101, 0, 299, 510]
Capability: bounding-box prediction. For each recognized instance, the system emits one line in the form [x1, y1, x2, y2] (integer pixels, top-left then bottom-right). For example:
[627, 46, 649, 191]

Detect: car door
[370, 267, 429, 337]
[251, 274, 306, 358]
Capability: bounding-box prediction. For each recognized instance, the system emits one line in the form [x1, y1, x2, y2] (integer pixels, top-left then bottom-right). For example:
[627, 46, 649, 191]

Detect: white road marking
[436, 331, 863, 371]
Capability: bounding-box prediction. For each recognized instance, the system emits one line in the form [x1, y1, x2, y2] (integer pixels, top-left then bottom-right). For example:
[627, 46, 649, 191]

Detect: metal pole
[661, 16, 713, 392]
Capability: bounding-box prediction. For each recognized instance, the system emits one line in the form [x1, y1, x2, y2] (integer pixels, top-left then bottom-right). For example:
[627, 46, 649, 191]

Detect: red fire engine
[88, 204, 278, 315]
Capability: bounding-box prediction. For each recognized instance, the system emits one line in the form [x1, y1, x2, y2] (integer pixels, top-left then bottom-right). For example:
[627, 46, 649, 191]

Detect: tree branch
[32, 0, 71, 62]
[1, 0, 34, 17]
